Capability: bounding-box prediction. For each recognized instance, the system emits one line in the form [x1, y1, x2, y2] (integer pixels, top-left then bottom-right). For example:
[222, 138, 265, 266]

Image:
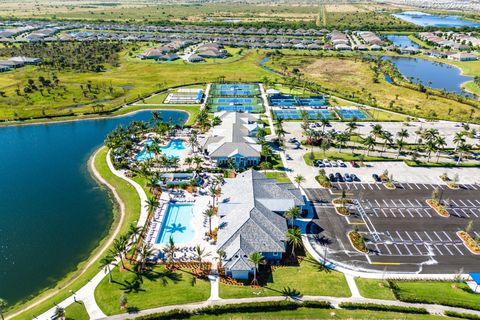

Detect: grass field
[265, 54, 480, 124]
[263, 171, 291, 183]
[94, 265, 211, 315]
[393, 281, 480, 310]
[0, 48, 278, 121]
[219, 257, 350, 299]
[188, 308, 444, 320]
[304, 150, 397, 166]
[64, 301, 89, 320]
[355, 278, 396, 300]
[5, 147, 141, 320]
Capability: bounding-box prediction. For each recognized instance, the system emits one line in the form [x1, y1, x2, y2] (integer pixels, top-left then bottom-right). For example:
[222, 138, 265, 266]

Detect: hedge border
[338, 302, 428, 315]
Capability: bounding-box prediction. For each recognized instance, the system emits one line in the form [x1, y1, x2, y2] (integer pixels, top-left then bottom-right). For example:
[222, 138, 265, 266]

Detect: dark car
[372, 174, 381, 182]
[350, 160, 359, 168]
[351, 174, 360, 182]
[345, 173, 353, 182]
[329, 173, 336, 182]
[335, 172, 344, 182]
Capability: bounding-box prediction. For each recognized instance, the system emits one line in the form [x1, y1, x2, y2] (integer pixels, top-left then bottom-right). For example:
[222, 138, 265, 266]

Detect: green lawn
[121, 105, 199, 126]
[6, 147, 141, 320]
[65, 301, 89, 320]
[219, 257, 350, 299]
[355, 278, 396, 300]
[404, 160, 480, 168]
[188, 308, 443, 319]
[304, 150, 397, 166]
[263, 171, 291, 183]
[368, 108, 411, 122]
[393, 281, 480, 310]
[141, 92, 169, 104]
[94, 265, 211, 315]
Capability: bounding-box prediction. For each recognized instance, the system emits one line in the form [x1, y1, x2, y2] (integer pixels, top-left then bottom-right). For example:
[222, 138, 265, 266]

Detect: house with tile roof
[217, 170, 305, 280]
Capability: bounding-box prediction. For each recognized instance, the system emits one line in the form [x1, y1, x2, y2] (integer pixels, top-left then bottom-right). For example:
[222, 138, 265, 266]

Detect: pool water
[136, 139, 187, 161]
[156, 203, 195, 244]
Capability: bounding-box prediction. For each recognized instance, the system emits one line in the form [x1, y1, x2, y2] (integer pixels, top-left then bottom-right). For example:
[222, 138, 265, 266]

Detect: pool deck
[146, 190, 218, 263]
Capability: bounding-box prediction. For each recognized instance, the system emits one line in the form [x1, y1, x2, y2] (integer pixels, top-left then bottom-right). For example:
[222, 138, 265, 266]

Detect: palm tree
[363, 135, 376, 156]
[184, 156, 193, 170]
[457, 142, 472, 164]
[203, 207, 215, 236]
[145, 196, 159, 213]
[370, 124, 383, 142]
[320, 118, 330, 134]
[110, 236, 128, 269]
[346, 120, 358, 135]
[380, 130, 393, 154]
[54, 306, 65, 320]
[395, 139, 406, 159]
[285, 207, 301, 226]
[194, 245, 211, 263]
[425, 140, 438, 163]
[453, 131, 466, 152]
[100, 255, 116, 283]
[294, 174, 305, 188]
[435, 136, 447, 162]
[336, 132, 349, 153]
[163, 236, 178, 269]
[248, 252, 265, 285]
[397, 128, 409, 143]
[128, 223, 144, 245]
[286, 227, 303, 258]
[193, 156, 203, 171]
[0, 298, 7, 320]
[139, 243, 155, 271]
[208, 185, 221, 207]
[259, 161, 272, 173]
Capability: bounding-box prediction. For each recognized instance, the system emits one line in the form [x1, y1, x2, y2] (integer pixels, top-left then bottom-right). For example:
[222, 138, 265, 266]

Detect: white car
[323, 159, 332, 167]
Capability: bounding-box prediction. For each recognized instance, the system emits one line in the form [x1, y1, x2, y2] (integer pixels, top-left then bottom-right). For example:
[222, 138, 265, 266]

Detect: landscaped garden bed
[426, 199, 449, 218]
[332, 198, 353, 216]
[348, 230, 368, 253]
[457, 231, 480, 255]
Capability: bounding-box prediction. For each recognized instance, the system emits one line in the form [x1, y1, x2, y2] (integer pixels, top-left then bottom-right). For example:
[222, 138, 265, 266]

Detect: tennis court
[216, 105, 254, 112]
[269, 94, 328, 107]
[336, 109, 370, 120]
[274, 109, 335, 120]
[215, 98, 254, 104]
[210, 83, 260, 96]
[218, 84, 252, 90]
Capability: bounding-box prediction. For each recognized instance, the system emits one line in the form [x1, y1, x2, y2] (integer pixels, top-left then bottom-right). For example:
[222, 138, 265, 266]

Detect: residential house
[448, 52, 478, 61]
[217, 170, 305, 279]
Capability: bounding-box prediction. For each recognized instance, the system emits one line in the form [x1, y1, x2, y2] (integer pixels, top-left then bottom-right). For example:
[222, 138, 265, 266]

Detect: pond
[386, 34, 420, 48]
[393, 11, 480, 27]
[0, 110, 188, 304]
[381, 56, 474, 97]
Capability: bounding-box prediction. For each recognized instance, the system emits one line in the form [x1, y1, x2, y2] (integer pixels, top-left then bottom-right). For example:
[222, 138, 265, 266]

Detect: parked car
[372, 174, 381, 182]
[335, 172, 344, 182]
[315, 160, 325, 167]
[351, 173, 360, 182]
[288, 138, 297, 143]
[345, 173, 353, 182]
[331, 160, 338, 167]
[337, 160, 347, 167]
[350, 160, 359, 168]
[323, 159, 332, 167]
[329, 173, 336, 182]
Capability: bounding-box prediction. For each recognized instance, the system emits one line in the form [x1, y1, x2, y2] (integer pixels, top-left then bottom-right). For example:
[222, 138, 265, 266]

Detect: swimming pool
[155, 203, 195, 244]
[136, 139, 188, 161]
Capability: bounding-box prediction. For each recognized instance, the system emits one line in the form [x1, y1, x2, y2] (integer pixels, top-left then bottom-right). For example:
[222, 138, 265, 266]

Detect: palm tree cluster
[0, 41, 123, 72]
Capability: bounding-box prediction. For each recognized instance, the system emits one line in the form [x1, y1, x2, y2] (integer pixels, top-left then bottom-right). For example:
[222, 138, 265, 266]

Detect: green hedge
[338, 302, 428, 314]
[134, 300, 332, 320]
[444, 310, 480, 320]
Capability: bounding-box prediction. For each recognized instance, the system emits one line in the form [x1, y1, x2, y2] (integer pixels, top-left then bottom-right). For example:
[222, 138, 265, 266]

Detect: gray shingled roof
[218, 170, 305, 270]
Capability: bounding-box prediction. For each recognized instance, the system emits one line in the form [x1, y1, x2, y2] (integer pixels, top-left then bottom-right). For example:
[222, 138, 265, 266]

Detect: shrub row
[444, 311, 480, 320]
[338, 302, 428, 314]
[388, 281, 480, 312]
[134, 300, 332, 320]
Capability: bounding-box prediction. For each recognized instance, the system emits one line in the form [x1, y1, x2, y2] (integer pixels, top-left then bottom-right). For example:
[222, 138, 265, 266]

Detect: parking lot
[305, 185, 480, 273]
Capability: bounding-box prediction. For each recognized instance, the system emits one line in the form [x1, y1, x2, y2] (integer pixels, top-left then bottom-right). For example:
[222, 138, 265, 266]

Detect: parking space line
[389, 208, 397, 218]
[406, 183, 412, 189]
[475, 200, 480, 205]
[374, 199, 381, 207]
[442, 231, 453, 242]
[404, 231, 414, 242]
[398, 199, 406, 207]
[421, 184, 428, 189]
[406, 208, 414, 218]
[444, 244, 454, 255]
[452, 244, 465, 255]
[360, 184, 366, 190]
[469, 209, 479, 218]
[403, 244, 413, 256]
[383, 244, 392, 255]
[393, 244, 402, 255]
[451, 200, 459, 207]
[415, 208, 423, 217]
[395, 231, 404, 241]
[424, 231, 434, 242]
[414, 244, 423, 255]
[452, 208, 462, 218]
[414, 183, 421, 190]
[414, 199, 422, 207]
[472, 185, 479, 190]
[414, 231, 423, 242]
[407, 200, 414, 207]
[373, 208, 380, 217]
[433, 231, 443, 241]
[396, 209, 405, 218]
[461, 208, 470, 218]
[423, 208, 432, 218]
[458, 200, 468, 207]
[434, 245, 444, 256]
[382, 199, 389, 207]
[376, 184, 382, 190]
[368, 184, 373, 190]
[381, 208, 388, 217]
[390, 200, 397, 207]
[466, 200, 476, 206]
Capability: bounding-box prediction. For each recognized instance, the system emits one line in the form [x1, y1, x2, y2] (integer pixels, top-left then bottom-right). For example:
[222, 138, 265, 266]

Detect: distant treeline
[0, 41, 123, 72]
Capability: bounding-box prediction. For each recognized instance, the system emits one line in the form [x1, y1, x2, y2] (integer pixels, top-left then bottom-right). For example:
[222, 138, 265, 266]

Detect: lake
[381, 56, 474, 97]
[386, 35, 420, 48]
[393, 11, 480, 27]
[0, 110, 188, 304]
